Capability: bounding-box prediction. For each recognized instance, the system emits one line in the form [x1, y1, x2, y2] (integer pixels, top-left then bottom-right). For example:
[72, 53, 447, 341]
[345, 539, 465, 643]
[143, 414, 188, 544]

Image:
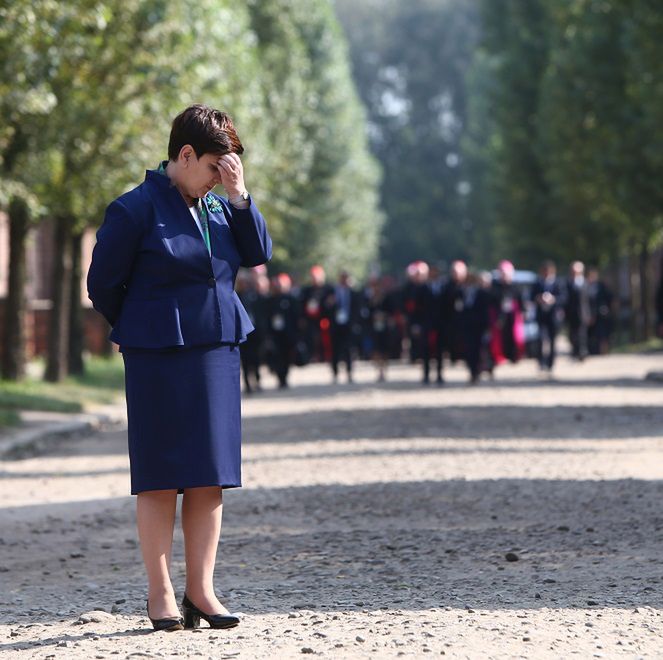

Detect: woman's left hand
[216, 153, 246, 198]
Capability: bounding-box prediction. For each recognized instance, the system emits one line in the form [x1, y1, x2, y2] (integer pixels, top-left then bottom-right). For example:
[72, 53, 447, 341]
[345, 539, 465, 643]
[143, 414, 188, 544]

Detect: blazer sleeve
[224, 197, 272, 267]
[86, 199, 144, 327]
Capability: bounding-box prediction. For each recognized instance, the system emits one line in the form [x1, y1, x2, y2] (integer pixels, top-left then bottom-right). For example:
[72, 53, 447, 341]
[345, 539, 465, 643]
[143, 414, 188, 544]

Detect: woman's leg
[136, 489, 180, 618]
[181, 486, 230, 614]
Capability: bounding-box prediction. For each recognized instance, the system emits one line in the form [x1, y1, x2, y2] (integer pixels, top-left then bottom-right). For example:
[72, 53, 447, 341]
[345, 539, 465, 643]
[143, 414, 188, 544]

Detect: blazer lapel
[146, 180, 211, 273]
[204, 196, 242, 273]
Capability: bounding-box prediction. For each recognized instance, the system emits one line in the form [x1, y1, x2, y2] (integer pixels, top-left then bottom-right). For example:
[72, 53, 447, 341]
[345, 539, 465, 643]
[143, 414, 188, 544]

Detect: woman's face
[179, 148, 225, 199]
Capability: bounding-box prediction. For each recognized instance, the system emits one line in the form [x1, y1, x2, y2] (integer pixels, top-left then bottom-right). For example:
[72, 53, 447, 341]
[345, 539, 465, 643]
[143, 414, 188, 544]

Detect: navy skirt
[121, 342, 242, 495]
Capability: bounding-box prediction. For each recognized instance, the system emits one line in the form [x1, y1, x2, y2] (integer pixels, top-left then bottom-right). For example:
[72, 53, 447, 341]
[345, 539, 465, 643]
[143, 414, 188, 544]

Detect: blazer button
[207, 277, 216, 287]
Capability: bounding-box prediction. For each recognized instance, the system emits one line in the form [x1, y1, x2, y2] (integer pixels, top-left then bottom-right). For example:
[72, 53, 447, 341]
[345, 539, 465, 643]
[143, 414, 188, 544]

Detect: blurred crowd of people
[236, 259, 614, 392]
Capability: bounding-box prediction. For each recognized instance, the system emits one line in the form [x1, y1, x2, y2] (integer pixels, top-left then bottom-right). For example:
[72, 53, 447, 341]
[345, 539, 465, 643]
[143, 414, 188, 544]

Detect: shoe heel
[183, 607, 200, 629]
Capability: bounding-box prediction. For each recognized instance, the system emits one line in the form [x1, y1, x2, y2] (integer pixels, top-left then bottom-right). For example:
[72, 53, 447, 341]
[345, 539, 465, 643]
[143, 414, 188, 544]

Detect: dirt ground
[1, 352, 663, 659]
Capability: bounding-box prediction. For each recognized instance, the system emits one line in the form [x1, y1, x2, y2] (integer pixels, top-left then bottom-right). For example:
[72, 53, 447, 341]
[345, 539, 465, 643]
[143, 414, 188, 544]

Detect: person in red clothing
[489, 260, 525, 365]
[299, 264, 333, 363]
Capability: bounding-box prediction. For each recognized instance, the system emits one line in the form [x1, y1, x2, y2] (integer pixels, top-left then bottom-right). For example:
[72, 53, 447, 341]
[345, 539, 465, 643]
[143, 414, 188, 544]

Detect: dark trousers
[568, 321, 588, 360]
[410, 324, 433, 382]
[331, 324, 353, 376]
[240, 333, 262, 391]
[421, 335, 432, 382]
[268, 334, 292, 387]
[537, 315, 557, 370]
[464, 332, 482, 381]
[433, 332, 444, 380]
[304, 320, 323, 362]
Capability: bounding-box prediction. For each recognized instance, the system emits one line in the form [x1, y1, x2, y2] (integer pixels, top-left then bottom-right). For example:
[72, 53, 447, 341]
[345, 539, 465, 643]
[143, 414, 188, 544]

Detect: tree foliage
[247, 0, 383, 277]
[334, 0, 480, 272]
[467, 0, 663, 268]
[0, 0, 383, 379]
[0, 0, 381, 270]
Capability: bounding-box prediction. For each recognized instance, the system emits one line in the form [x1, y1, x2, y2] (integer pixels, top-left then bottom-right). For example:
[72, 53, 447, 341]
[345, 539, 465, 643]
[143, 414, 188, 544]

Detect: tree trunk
[627, 240, 639, 342]
[639, 239, 650, 341]
[45, 216, 73, 382]
[1, 197, 30, 380]
[68, 231, 85, 375]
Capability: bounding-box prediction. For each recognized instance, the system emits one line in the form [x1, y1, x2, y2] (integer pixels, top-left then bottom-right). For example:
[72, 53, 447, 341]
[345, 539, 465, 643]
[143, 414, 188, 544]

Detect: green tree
[335, 0, 480, 273]
[461, 49, 503, 267]
[474, 0, 558, 269]
[538, 0, 663, 334]
[538, 1, 629, 266]
[249, 0, 383, 278]
[8, 0, 260, 380]
[0, 0, 55, 380]
[1, 0, 381, 383]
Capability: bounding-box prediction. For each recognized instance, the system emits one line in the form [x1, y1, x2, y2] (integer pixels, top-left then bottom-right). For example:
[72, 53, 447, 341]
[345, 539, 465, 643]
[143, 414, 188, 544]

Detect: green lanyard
[157, 161, 211, 255]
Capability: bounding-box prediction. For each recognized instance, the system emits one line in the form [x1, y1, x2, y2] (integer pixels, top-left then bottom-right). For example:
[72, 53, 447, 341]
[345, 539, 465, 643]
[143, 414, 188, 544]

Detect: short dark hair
[167, 104, 244, 160]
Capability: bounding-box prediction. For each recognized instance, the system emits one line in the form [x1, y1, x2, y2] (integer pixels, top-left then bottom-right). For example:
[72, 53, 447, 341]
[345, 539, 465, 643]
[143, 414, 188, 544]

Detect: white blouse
[188, 205, 205, 240]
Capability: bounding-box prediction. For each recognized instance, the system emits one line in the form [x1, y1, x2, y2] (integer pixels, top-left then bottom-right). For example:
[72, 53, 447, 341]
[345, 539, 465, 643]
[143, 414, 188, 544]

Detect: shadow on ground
[244, 375, 661, 399]
[10, 400, 662, 469]
[244, 404, 663, 442]
[1, 476, 662, 635]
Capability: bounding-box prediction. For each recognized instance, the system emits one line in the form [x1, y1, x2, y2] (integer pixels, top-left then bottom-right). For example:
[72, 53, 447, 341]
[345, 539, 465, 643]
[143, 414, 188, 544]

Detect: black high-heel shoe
[181, 593, 240, 629]
[146, 599, 184, 632]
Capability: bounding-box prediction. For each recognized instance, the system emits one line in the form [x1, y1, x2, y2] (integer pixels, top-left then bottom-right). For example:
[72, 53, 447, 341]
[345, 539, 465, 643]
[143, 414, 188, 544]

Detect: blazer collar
[145, 164, 221, 217]
[145, 163, 176, 191]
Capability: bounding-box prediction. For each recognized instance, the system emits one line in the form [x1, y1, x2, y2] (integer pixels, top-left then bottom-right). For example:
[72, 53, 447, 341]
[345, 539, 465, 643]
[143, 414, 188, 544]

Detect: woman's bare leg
[181, 486, 230, 613]
[136, 489, 180, 619]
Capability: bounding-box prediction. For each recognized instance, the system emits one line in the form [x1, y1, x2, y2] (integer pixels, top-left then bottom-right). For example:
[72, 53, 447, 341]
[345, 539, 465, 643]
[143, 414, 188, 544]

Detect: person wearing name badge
[437, 260, 468, 382]
[87, 105, 272, 632]
[299, 265, 333, 363]
[531, 260, 563, 374]
[402, 261, 435, 384]
[326, 270, 360, 384]
[264, 273, 299, 389]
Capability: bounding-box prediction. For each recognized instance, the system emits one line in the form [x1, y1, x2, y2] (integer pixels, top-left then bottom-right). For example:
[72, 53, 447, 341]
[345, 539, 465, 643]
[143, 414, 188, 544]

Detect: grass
[0, 409, 21, 427]
[0, 354, 125, 428]
[611, 337, 663, 354]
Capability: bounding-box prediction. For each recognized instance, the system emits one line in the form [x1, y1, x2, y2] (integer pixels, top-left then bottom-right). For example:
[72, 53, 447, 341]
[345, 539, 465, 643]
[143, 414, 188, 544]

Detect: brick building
[0, 211, 110, 360]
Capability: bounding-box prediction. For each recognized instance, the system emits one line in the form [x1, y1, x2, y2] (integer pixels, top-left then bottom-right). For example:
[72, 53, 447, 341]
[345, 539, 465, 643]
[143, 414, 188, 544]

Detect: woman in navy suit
[87, 105, 272, 631]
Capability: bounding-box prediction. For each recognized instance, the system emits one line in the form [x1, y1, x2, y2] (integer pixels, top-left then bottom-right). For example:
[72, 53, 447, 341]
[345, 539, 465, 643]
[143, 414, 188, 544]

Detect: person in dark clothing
[299, 264, 333, 363]
[477, 271, 496, 378]
[86, 104, 271, 629]
[325, 270, 361, 383]
[462, 272, 492, 384]
[428, 264, 444, 379]
[531, 260, 563, 374]
[565, 260, 590, 361]
[490, 260, 525, 364]
[236, 268, 269, 393]
[356, 284, 373, 361]
[365, 275, 394, 382]
[437, 260, 468, 383]
[264, 273, 299, 388]
[587, 267, 614, 355]
[382, 275, 405, 360]
[402, 261, 435, 384]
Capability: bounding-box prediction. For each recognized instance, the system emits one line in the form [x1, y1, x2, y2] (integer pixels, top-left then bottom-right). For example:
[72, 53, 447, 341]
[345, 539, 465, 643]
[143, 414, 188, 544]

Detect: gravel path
[1, 353, 663, 658]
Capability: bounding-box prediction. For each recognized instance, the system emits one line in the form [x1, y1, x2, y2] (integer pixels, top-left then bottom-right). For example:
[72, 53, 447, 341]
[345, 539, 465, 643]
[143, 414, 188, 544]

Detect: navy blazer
[86, 168, 272, 349]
